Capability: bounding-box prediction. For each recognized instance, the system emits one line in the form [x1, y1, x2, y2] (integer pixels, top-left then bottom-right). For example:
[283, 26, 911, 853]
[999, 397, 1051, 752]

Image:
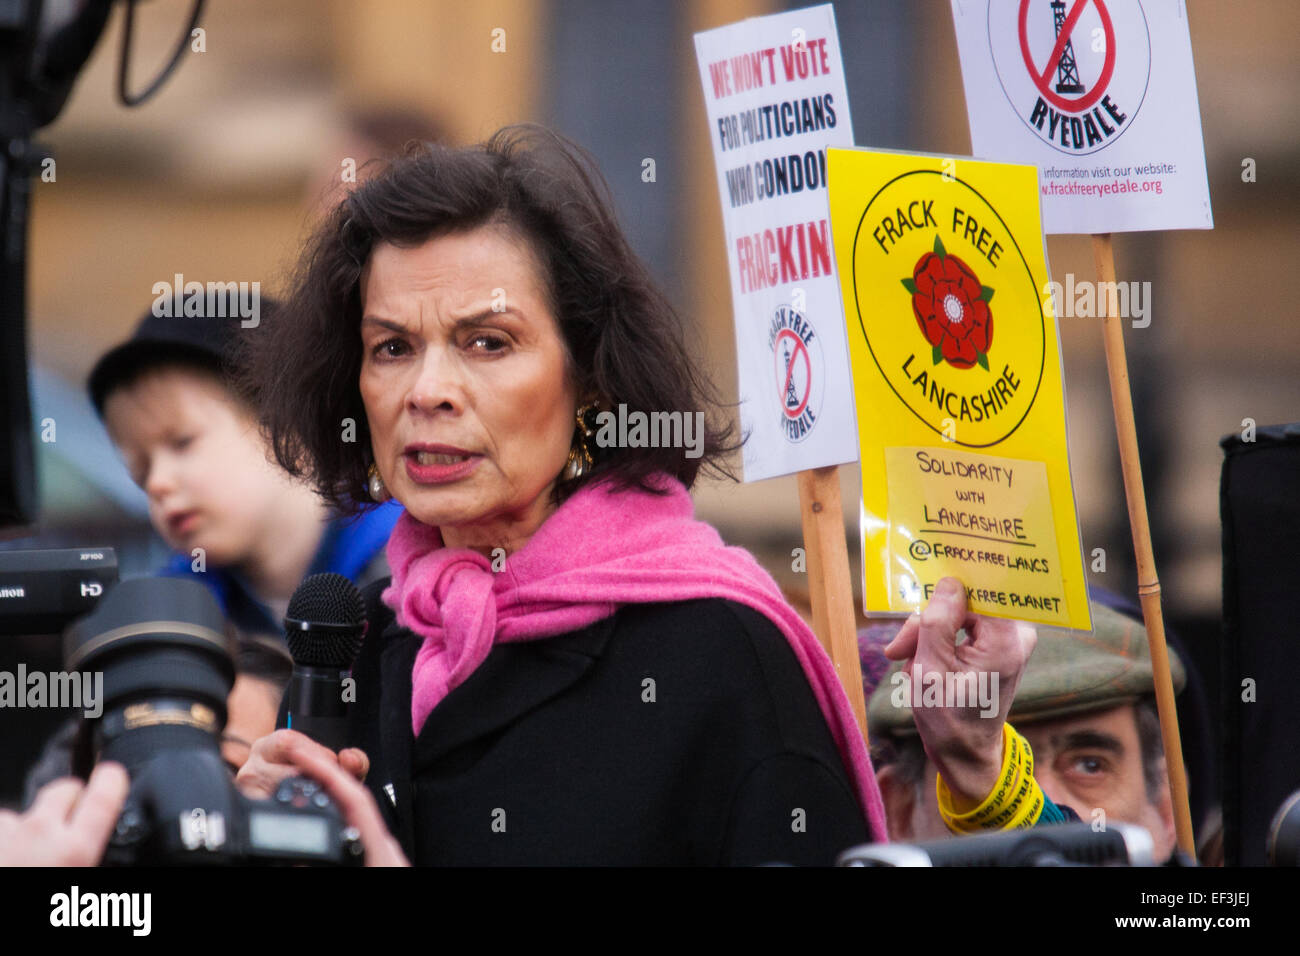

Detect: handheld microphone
[836, 822, 1156, 867]
[276, 573, 366, 751]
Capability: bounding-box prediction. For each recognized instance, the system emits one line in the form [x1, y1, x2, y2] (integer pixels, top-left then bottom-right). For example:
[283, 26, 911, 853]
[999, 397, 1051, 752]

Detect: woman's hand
[884, 576, 1037, 811]
[234, 729, 405, 865]
[286, 747, 410, 866]
[234, 729, 369, 800]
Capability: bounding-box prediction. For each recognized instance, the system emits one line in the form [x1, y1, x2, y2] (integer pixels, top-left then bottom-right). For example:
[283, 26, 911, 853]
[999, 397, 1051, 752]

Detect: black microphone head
[283, 573, 366, 668]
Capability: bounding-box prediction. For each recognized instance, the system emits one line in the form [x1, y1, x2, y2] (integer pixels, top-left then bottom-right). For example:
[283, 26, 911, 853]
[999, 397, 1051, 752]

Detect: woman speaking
[238, 125, 1036, 865]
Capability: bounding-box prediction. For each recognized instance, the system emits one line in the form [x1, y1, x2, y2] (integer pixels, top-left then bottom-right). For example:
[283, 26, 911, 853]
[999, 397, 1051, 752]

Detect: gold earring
[367, 462, 391, 502]
[562, 404, 597, 481]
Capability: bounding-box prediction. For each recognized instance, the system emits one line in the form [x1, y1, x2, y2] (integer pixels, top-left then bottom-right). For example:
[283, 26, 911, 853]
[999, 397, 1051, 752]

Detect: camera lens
[65, 576, 235, 724]
[65, 576, 236, 774]
[62, 576, 354, 865]
[64, 577, 240, 863]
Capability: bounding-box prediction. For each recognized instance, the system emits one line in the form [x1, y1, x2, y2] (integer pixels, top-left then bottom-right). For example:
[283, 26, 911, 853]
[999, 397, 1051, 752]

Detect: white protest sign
[950, 0, 1212, 234]
[694, 4, 858, 482]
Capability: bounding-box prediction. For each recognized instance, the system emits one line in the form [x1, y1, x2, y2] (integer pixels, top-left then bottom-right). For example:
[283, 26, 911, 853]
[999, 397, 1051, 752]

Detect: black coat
[349, 580, 872, 865]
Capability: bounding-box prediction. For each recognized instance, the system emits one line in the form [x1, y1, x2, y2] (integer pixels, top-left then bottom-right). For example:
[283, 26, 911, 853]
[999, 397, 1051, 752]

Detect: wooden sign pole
[797, 465, 868, 741]
[1091, 233, 1196, 857]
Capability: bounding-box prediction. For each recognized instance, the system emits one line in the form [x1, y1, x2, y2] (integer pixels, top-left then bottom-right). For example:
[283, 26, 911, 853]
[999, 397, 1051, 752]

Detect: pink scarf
[382, 475, 887, 840]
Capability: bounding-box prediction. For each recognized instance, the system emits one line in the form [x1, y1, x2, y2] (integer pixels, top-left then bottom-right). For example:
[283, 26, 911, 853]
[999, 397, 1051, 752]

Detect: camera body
[97, 698, 361, 866]
[0, 547, 118, 636]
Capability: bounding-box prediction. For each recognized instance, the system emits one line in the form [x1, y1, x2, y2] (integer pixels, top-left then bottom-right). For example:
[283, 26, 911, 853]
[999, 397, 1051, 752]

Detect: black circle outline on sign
[849, 168, 1045, 448]
[985, 0, 1154, 157]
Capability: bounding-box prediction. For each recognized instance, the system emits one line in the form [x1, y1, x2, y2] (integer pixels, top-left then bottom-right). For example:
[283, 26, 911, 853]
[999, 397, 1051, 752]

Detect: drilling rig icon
[1050, 0, 1086, 95]
[783, 340, 800, 410]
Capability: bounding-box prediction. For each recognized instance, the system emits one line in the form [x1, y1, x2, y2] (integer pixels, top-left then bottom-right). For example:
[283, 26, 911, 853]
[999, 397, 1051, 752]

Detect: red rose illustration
[902, 236, 994, 371]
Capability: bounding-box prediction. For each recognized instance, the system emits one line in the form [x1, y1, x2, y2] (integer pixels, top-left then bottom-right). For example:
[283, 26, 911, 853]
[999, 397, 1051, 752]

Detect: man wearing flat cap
[865, 598, 1183, 861]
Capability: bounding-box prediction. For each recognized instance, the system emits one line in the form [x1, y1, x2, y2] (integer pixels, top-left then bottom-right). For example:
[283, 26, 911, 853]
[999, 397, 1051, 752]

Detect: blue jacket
[159, 501, 403, 638]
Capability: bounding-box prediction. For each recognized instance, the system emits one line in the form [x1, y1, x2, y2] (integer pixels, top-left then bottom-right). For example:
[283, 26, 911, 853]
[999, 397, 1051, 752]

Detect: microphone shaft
[278, 667, 350, 750]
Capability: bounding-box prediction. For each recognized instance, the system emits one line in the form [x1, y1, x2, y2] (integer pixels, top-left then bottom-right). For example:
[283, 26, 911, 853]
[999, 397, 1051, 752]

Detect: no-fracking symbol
[1018, 0, 1115, 114]
[988, 0, 1151, 155]
[776, 330, 811, 418]
[768, 305, 823, 444]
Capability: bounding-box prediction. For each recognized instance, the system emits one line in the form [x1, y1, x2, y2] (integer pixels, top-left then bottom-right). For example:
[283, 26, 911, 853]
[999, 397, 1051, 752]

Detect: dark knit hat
[87, 286, 277, 415]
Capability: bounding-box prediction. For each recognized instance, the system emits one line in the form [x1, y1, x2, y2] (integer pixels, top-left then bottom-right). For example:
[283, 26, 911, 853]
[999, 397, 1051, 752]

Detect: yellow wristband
[980, 762, 1036, 830]
[1006, 777, 1047, 829]
[937, 724, 1046, 834]
[936, 723, 1023, 830]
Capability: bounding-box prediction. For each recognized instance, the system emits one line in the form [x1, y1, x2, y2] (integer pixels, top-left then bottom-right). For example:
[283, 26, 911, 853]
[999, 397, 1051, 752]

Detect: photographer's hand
[0, 763, 129, 866]
[235, 729, 369, 800]
[288, 747, 409, 866]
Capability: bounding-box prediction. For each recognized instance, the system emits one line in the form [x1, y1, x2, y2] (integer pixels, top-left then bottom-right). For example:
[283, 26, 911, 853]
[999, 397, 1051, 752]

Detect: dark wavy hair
[245, 124, 736, 514]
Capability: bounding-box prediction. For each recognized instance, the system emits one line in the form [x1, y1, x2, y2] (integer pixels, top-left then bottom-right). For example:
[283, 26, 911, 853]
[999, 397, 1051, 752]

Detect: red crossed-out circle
[774, 329, 811, 419]
[1018, 0, 1116, 114]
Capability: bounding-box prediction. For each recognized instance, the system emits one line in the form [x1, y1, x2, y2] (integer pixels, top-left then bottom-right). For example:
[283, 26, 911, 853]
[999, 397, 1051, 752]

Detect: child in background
[87, 291, 401, 640]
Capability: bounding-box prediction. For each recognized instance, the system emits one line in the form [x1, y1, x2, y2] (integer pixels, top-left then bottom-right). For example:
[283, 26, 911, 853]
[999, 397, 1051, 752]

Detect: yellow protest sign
[827, 148, 1090, 631]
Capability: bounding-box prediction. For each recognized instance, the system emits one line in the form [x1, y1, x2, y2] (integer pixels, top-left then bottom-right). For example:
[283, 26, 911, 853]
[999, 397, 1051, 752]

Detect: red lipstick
[402, 443, 481, 485]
